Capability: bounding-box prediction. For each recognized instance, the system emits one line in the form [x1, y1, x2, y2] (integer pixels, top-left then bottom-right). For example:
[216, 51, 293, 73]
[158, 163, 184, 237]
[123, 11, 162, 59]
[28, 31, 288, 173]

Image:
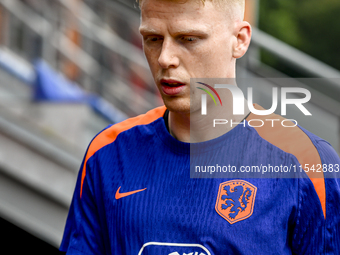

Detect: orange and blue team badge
[215, 180, 257, 224]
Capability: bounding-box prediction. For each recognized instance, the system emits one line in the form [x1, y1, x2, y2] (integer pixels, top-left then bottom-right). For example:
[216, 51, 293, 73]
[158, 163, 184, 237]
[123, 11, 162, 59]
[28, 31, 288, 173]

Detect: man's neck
[168, 101, 250, 143]
[168, 111, 191, 142]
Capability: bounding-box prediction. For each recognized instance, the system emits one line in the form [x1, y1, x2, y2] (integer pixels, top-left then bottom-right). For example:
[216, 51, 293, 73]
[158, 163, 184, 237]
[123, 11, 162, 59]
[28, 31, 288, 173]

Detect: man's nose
[158, 39, 180, 69]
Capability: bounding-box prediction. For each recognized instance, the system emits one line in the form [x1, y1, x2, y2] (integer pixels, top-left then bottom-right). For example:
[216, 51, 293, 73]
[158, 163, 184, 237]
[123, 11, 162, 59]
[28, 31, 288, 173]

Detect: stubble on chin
[162, 96, 191, 114]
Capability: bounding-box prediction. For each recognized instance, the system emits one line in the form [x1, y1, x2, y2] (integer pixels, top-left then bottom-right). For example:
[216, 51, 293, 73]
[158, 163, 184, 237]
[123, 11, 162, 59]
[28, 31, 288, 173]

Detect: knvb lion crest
[215, 180, 257, 224]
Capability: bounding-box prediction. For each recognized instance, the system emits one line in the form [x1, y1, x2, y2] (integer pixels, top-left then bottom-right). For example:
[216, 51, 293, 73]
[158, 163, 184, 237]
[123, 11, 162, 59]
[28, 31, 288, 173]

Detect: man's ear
[232, 21, 252, 59]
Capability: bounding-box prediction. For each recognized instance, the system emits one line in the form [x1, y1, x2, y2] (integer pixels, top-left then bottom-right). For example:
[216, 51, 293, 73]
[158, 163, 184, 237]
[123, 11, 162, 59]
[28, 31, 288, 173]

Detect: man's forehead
[139, 0, 230, 8]
[140, 0, 206, 16]
[140, 0, 202, 9]
[140, 3, 209, 23]
[139, 0, 225, 31]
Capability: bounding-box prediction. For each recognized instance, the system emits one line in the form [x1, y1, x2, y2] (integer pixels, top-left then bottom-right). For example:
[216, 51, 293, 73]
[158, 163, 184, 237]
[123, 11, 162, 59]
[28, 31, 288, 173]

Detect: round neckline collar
[153, 116, 250, 154]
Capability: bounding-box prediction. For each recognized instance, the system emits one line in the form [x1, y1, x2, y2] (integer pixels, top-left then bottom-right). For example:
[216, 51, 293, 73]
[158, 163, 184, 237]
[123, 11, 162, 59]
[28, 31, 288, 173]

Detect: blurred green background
[259, 0, 340, 75]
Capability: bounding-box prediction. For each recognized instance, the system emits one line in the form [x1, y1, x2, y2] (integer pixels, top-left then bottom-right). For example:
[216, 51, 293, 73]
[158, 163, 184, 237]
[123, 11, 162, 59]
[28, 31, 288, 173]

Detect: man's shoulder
[97, 105, 166, 138]
[300, 127, 340, 164]
[78, 106, 167, 197]
[247, 104, 339, 218]
[247, 104, 338, 164]
[86, 106, 167, 157]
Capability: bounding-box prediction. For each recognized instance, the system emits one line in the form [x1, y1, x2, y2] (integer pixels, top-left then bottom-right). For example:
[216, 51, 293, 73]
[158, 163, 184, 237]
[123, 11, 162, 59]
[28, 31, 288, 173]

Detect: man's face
[140, 0, 238, 114]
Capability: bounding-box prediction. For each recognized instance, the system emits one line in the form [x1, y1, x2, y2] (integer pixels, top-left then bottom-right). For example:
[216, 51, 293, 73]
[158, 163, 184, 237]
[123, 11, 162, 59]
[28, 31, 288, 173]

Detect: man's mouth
[160, 79, 186, 95]
[160, 79, 185, 96]
[160, 79, 185, 87]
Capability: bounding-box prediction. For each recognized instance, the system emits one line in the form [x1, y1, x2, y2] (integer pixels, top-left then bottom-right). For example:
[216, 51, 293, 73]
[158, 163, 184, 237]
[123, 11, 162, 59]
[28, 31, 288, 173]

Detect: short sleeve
[317, 140, 340, 254]
[291, 177, 325, 254]
[291, 138, 340, 254]
[59, 157, 105, 254]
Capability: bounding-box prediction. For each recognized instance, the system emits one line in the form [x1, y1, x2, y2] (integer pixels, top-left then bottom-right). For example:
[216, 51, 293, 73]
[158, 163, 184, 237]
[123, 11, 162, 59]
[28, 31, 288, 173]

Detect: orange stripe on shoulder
[247, 104, 326, 218]
[80, 106, 167, 197]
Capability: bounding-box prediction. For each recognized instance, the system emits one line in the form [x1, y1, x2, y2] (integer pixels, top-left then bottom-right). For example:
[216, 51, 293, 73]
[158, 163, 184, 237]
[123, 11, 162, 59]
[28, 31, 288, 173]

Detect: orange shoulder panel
[80, 106, 167, 197]
[247, 104, 326, 218]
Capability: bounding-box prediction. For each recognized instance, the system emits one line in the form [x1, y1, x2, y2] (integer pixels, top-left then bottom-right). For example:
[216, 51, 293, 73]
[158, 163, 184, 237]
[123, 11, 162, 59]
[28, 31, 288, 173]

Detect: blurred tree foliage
[259, 0, 340, 74]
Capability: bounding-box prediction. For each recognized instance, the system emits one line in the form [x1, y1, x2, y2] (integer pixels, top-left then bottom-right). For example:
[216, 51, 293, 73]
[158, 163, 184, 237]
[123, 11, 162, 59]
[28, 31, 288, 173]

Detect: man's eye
[145, 36, 162, 43]
[181, 36, 197, 42]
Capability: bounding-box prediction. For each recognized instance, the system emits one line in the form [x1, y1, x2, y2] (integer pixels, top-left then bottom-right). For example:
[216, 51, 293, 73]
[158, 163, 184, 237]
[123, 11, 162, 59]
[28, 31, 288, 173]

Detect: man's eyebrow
[139, 27, 159, 35]
[139, 27, 209, 36]
[173, 28, 209, 35]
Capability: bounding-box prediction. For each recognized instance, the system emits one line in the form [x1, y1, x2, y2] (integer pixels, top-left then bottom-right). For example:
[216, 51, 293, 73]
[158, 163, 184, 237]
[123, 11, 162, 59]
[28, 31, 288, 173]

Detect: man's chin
[163, 98, 190, 114]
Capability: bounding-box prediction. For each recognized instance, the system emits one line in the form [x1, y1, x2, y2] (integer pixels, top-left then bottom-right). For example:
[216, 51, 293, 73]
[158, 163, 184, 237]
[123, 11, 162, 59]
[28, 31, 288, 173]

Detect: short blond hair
[137, 0, 245, 20]
[137, 0, 244, 8]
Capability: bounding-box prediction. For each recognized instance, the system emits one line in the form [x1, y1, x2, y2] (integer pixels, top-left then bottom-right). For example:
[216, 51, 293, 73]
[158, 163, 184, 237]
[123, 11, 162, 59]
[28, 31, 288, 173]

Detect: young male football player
[60, 0, 340, 254]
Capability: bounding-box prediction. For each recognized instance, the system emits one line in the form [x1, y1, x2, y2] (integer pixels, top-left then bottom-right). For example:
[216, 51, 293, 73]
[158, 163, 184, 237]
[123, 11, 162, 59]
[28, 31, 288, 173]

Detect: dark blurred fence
[0, 0, 162, 117]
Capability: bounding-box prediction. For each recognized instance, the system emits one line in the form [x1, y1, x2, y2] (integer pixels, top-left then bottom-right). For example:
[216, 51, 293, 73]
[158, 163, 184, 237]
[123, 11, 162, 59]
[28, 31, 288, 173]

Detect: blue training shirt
[60, 105, 340, 254]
